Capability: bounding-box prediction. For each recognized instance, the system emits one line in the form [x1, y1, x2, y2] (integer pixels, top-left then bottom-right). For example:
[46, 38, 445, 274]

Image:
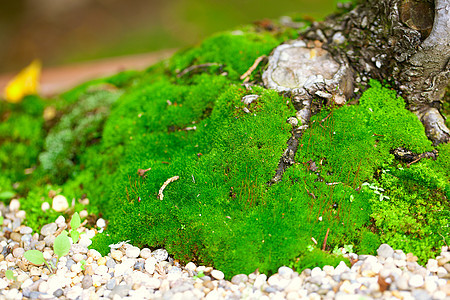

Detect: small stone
[35, 241, 46, 251]
[72, 253, 85, 263]
[106, 258, 116, 268]
[52, 195, 69, 212]
[278, 266, 294, 279]
[41, 202, 50, 212]
[38, 281, 49, 293]
[211, 270, 224, 280]
[437, 267, 447, 277]
[140, 248, 151, 259]
[147, 278, 161, 289]
[185, 262, 196, 272]
[55, 216, 65, 227]
[96, 218, 106, 228]
[13, 247, 24, 258]
[134, 260, 145, 271]
[53, 289, 64, 297]
[95, 265, 108, 276]
[126, 246, 140, 258]
[97, 257, 107, 266]
[40, 223, 57, 236]
[254, 274, 268, 289]
[29, 267, 42, 276]
[82, 275, 93, 289]
[0, 278, 8, 289]
[427, 259, 439, 272]
[19, 226, 33, 235]
[152, 248, 168, 262]
[71, 263, 83, 274]
[377, 244, 394, 258]
[78, 235, 92, 247]
[111, 250, 123, 261]
[79, 210, 88, 218]
[84, 265, 94, 276]
[10, 232, 22, 242]
[9, 199, 20, 211]
[106, 279, 117, 290]
[87, 249, 102, 260]
[231, 274, 248, 285]
[110, 285, 131, 298]
[409, 274, 424, 288]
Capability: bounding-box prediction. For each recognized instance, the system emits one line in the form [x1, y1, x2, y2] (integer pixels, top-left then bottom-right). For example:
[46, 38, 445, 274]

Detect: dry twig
[157, 176, 180, 200]
[240, 55, 266, 81]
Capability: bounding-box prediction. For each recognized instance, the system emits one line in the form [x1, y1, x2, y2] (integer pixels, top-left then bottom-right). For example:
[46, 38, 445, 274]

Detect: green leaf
[5, 269, 15, 280]
[0, 216, 4, 225]
[0, 191, 15, 200]
[71, 229, 80, 244]
[24, 250, 46, 265]
[53, 234, 71, 258]
[70, 212, 81, 230]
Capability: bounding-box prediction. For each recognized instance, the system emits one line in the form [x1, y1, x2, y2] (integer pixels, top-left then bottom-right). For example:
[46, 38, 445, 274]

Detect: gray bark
[305, 0, 450, 145]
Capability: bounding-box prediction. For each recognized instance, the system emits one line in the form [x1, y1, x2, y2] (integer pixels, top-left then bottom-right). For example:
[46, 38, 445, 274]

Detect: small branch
[177, 63, 222, 78]
[322, 228, 330, 251]
[157, 176, 180, 200]
[240, 55, 266, 81]
[391, 147, 438, 164]
[137, 167, 151, 177]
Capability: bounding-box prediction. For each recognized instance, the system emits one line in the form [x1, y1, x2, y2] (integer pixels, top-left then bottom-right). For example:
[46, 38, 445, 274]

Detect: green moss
[1, 24, 448, 277]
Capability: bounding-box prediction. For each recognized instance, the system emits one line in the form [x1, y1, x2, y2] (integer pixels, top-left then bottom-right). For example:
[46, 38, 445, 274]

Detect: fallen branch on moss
[177, 63, 222, 78]
[240, 55, 266, 82]
[157, 176, 180, 200]
[391, 147, 438, 166]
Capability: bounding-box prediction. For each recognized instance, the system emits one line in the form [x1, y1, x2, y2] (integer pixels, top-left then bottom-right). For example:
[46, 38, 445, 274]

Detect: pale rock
[424, 277, 438, 293]
[66, 286, 83, 300]
[9, 199, 20, 211]
[114, 263, 132, 277]
[95, 265, 109, 276]
[40, 223, 57, 236]
[87, 249, 102, 260]
[437, 267, 447, 277]
[185, 262, 196, 271]
[15, 210, 26, 219]
[29, 266, 42, 276]
[254, 274, 268, 289]
[71, 263, 83, 274]
[52, 195, 69, 212]
[278, 266, 294, 279]
[19, 226, 33, 235]
[323, 265, 334, 275]
[0, 278, 8, 289]
[55, 215, 66, 227]
[427, 259, 439, 272]
[211, 270, 224, 280]
[79, 210, 88, 219]
[12, 247, 24, 258]
[41, 202, 50, 211]
[145, 257, 157, 274]
[311, 267, 324, 277]
[285, 276, 303, 293]
[72, 253, 85, 263]
[79, 235, 92, 247]
[409, 274, 424, 288]
[140, 248, 152, 259]
[377, 244, 394, 258]
[38, 281, 49, 293]
[97, 257, 107, 266]
[111, 250, 123, 261]
[96, 218, 106, 228]
[126, 246, 140, 258]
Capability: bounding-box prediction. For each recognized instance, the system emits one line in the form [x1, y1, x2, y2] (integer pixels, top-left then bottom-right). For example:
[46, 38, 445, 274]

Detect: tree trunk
[305, 0, 450, 145]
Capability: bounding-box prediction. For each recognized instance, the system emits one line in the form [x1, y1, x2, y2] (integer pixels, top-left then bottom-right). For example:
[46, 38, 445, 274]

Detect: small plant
[24, 215, 78, 272]
[193, 271, 205, 280]
[80, 259, 86, 271]
[5, 269, 16, 281]
[70, 212, 81, 243]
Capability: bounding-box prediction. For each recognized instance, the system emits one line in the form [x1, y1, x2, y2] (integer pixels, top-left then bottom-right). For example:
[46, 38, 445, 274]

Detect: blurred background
[0, 0, 337, 95]
[1, 0, 336, 73]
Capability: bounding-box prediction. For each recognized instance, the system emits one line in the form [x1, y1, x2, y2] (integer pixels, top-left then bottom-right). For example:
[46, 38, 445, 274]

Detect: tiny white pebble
[41, 202, 50, 211]
[96, 218, 106, 228]
[9, 199, 20, 211]
[211, 270, 224, 280]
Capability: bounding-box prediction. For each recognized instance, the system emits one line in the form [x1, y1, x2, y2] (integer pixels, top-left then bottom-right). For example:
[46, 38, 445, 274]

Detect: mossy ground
[1, 23, 448, 278]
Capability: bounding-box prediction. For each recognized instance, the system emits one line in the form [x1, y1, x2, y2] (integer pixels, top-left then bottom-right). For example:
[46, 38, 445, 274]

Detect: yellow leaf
[4, 60, 41, 103]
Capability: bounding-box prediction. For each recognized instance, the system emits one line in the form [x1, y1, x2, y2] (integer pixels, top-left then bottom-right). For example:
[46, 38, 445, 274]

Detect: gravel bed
[0, 199, 449, 300]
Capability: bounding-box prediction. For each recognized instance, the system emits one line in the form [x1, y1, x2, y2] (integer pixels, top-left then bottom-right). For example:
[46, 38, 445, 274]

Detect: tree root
[391, 147, 438, 166]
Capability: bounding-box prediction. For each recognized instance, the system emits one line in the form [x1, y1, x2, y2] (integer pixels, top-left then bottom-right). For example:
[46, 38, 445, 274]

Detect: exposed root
[177, 63, 222, 78]
[157, 176, 180, 200]
[391, 147, 438, 166]
[415, 106, 450, 146]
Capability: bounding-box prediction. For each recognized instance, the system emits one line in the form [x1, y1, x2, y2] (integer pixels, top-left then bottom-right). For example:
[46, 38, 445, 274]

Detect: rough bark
[305, 0, 450, 145]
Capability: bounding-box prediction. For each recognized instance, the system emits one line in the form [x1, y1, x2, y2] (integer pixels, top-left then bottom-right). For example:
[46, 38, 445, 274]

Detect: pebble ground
[0, 199, 449, 300]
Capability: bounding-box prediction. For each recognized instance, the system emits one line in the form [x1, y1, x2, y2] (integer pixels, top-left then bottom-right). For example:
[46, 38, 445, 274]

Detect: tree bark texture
[305, 0, 450, 145]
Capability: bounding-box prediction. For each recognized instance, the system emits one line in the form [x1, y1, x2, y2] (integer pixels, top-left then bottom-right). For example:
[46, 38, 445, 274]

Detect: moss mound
[1, 25, 448, 278]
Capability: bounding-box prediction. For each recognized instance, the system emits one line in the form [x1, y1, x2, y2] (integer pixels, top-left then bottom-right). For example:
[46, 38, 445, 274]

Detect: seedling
[80, 259, 86, 271]
[70, 212, 81, 243]
[53, 231, 71, 266]
[24, 250, 54, 271]
[193, 271, 205, 280]
[5, 270, 16, 281]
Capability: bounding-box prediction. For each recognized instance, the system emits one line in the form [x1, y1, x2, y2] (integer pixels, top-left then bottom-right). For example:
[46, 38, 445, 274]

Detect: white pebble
[94, 265, 108, 276]
[140, 248, 152, 259]
[79, 210, 88, 219]
[185, 262, 197, 272]
[38, 281, 49, 293]
[15, 210, 26, 219]
[87, 249, 102, 260]
[41, 202, 50, 211]
[52, 195, 69, 212]
[211, 270, 224, 280]
[0, 278, 8, 289]
[111, 250, 123, 261]
[278, 266, 294, 279]
[55, 215, 66, 227]
[96, 218, 106, 228]
[126, 246, 140, 258]
[409, 274, 424, 288]
[9, 199, 20, 212]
